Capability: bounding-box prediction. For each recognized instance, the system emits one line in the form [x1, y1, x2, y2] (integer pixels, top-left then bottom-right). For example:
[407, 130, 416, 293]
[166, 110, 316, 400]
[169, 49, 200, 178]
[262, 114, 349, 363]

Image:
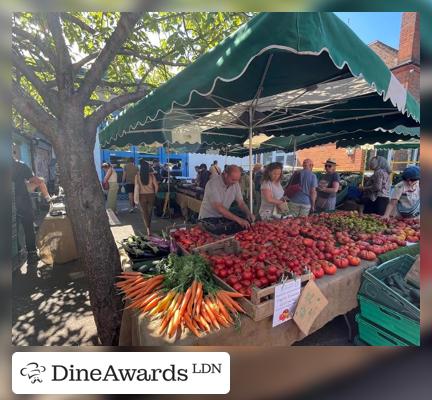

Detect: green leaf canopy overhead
[99, 12, 420, 149]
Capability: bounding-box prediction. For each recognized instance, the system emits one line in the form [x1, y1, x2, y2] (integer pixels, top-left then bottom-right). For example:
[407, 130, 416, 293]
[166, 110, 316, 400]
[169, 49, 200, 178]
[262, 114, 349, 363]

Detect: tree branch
[46, 13, 74, 94]
[12, 50, 60, 115]
[60, 12, 96, 34]
[86, 88, 147, 129]
[12, 82, 57, 141]
[12, 25, 58, 68]
[77, 12, 142, 103]
[117, 49, 189, 66]
[72, 52, 98, 72]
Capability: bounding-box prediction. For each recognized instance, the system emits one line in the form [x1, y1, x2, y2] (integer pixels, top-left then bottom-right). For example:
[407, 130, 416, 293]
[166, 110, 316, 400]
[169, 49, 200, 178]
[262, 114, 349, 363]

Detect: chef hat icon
[20, 362, 46, 383]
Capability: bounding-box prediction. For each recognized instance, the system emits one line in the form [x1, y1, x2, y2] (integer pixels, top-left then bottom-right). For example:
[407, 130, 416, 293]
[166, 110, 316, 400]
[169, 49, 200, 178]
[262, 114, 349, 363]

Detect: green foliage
[12, 12, 252, 132]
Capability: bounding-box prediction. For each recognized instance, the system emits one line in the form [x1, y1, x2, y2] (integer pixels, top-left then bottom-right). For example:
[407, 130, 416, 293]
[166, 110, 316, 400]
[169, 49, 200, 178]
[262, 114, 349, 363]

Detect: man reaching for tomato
[199, 165, 255, 229]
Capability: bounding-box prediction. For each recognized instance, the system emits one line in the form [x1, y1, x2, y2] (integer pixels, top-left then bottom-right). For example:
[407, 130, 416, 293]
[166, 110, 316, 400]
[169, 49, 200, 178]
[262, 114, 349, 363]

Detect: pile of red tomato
[170, 226, 215, 251]
[201, 215, 417, 297]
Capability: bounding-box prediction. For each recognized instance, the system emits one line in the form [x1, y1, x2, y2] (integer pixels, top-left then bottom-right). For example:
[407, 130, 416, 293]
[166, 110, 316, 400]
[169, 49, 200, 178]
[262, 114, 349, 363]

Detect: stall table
[119, 261, 375, 346]
[175, 192, 202, 218]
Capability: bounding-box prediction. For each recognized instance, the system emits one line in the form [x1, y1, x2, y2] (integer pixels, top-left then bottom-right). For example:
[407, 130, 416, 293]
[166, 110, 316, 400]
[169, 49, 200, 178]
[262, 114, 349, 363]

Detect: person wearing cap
[383, 165, 420, 219]
[315, 159, 340, 212]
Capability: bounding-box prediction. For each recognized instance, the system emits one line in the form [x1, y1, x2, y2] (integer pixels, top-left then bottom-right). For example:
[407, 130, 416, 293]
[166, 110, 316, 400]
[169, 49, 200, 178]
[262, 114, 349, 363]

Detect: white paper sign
[272, 278, 301, 327]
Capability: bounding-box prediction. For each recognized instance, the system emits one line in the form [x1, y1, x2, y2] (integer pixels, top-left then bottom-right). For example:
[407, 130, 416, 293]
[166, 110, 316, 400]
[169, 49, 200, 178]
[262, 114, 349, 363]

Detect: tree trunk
[54, 115, 123, 345]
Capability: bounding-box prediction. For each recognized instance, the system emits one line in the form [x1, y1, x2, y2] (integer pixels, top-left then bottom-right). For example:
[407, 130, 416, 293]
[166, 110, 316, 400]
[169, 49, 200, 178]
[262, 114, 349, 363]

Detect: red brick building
[297, 12, 420, 171]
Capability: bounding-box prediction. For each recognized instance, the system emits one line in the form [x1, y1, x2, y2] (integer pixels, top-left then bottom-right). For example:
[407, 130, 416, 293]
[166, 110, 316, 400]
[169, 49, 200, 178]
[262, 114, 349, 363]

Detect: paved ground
[12, 199, 356, 346]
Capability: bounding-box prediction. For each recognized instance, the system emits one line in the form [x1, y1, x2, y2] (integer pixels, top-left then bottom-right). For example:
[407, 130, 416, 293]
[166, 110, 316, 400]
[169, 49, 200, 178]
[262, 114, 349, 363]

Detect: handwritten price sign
[293, 280, 328, 335]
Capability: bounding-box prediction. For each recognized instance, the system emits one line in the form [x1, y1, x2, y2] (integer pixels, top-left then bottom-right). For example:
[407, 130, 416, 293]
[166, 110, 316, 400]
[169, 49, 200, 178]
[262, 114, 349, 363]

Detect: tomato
[242, 270, 253, 280]
[253, 279, 263, 288]
[303, 238, 315, 248]
[267, 274, 278, 284]
[257, 253, 266, 262]
[256, 269, 266, 278]
[347, 255, 361, 266]
[333, 256, 349, 269]
[227, 275, 239, 286]
[359, 250, 377, 261]
[268, 266, 278, 275]
[320, 261, 337, 275]
[312, 267, 325, 279]
[233, 282, 243, 292]
[259, 277, 269, 287]
[241, 279, 251, 287]
[218, 268, 228, 278]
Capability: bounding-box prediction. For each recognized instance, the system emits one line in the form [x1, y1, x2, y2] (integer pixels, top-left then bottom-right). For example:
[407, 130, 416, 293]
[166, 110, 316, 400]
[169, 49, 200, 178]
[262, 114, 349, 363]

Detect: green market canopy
[100, 12, 419, 150]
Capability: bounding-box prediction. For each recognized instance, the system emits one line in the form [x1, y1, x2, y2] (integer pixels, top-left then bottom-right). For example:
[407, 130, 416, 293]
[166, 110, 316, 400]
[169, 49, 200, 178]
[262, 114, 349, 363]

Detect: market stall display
[117, 210, 420, 345]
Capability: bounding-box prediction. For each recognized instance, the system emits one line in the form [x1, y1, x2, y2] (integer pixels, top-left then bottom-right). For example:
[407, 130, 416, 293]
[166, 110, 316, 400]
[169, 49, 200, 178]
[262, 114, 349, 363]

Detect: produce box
[198, 234, 312, 321]
[359, 255, 419, 321]
[358, 295, 419, 345]
[213, 272, 311, 321]
[355, 314, 411, 346]
[192, 236, 241, 255]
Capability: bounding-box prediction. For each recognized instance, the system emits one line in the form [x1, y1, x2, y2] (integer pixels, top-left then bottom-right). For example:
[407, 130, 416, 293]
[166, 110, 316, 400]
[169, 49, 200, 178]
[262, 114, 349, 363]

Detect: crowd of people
[101, 155, 420, 237]
[12, 143, 420, 277]
[194, 156, 420, 231]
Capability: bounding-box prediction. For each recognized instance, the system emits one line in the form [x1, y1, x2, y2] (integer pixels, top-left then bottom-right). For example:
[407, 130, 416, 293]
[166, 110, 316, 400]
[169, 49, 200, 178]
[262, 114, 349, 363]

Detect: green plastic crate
[359, 255, 419, 321]
[358, 295, 420, 345]
[356, 314, 411, 346]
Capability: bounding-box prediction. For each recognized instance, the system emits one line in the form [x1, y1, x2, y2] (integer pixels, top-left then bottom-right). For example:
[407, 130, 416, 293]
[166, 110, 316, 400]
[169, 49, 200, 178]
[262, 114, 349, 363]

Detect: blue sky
[334, 12, 402, 49]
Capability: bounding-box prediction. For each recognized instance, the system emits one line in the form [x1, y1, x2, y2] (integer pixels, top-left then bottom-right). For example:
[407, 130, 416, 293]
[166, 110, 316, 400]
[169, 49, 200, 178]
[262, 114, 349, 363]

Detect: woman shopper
[316, 158, 340, 212]
[259, 162, 287, 220]
[383, 165, 420, 219]
[134, 159, 159, 235]
[102, 162, 118, 213]
[359, 155, 391, 216]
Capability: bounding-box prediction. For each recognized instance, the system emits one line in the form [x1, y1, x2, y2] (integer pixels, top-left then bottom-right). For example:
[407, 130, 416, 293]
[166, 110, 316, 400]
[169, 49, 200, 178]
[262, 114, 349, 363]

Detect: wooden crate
[192, 235, 240, 255]
[213, 272, 312, 321]
[197, 236, 312, 321]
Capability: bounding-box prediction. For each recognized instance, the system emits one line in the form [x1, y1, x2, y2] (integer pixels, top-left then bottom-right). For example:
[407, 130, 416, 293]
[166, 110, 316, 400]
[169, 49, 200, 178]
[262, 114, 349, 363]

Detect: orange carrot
[221, 290, 244, 298]
[168, 309, 181, 338]
[179, 286, 192, 317]
[215, 296, 233, 323]
[203, 300, 220, 329]
[216, 292, 237, 313]
[187, 280, 198, 315]
[196, 315, 210, 332]
[183, 314, 200, 337]
[142, 295, 162, 313]
[194, 282, 203, 317]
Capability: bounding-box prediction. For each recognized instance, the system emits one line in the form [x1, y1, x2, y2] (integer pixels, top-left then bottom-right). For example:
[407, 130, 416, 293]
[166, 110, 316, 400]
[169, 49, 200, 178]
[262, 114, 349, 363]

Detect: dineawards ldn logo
[20, 362, 47, 384]
[12, 352, 230, 394]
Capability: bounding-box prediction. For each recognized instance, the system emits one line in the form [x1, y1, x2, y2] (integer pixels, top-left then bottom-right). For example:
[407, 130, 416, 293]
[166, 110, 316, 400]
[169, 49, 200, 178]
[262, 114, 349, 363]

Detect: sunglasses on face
[325, 164, 334, 168]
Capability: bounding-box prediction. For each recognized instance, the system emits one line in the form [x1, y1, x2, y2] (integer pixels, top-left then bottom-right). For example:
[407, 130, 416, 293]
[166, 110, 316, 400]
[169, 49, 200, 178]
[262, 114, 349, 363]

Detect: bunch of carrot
[116, 272, 245, 340]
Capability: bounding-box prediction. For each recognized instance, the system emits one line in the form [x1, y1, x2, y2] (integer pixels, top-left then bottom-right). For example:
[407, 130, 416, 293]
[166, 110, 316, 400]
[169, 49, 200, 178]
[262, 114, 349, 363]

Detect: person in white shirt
[384, 165, 420, 219]
[199, 165, 254, 229]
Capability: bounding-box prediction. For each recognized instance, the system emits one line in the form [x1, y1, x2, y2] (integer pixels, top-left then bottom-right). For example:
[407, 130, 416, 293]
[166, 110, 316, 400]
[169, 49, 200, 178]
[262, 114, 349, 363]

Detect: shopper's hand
[237, 218, 251, 229]
[248, 213, 256, 223]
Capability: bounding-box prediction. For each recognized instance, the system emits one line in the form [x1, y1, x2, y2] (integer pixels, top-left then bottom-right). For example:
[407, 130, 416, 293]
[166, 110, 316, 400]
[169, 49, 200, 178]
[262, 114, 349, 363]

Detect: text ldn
[52, 364, 188, 382]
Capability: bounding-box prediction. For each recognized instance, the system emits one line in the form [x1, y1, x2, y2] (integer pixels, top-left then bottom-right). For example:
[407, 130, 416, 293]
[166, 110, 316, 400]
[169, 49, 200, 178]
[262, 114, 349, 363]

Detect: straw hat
[324, 158, 337, 165]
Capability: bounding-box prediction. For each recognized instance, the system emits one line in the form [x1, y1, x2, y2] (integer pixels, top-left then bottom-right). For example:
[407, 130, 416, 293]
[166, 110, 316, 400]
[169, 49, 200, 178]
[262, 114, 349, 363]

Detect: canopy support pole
[249, 108, 254, 214]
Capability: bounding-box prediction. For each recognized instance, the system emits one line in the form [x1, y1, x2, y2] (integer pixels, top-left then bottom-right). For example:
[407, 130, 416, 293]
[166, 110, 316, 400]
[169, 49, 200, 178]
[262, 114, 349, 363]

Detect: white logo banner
[12, 352, 230, 394]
